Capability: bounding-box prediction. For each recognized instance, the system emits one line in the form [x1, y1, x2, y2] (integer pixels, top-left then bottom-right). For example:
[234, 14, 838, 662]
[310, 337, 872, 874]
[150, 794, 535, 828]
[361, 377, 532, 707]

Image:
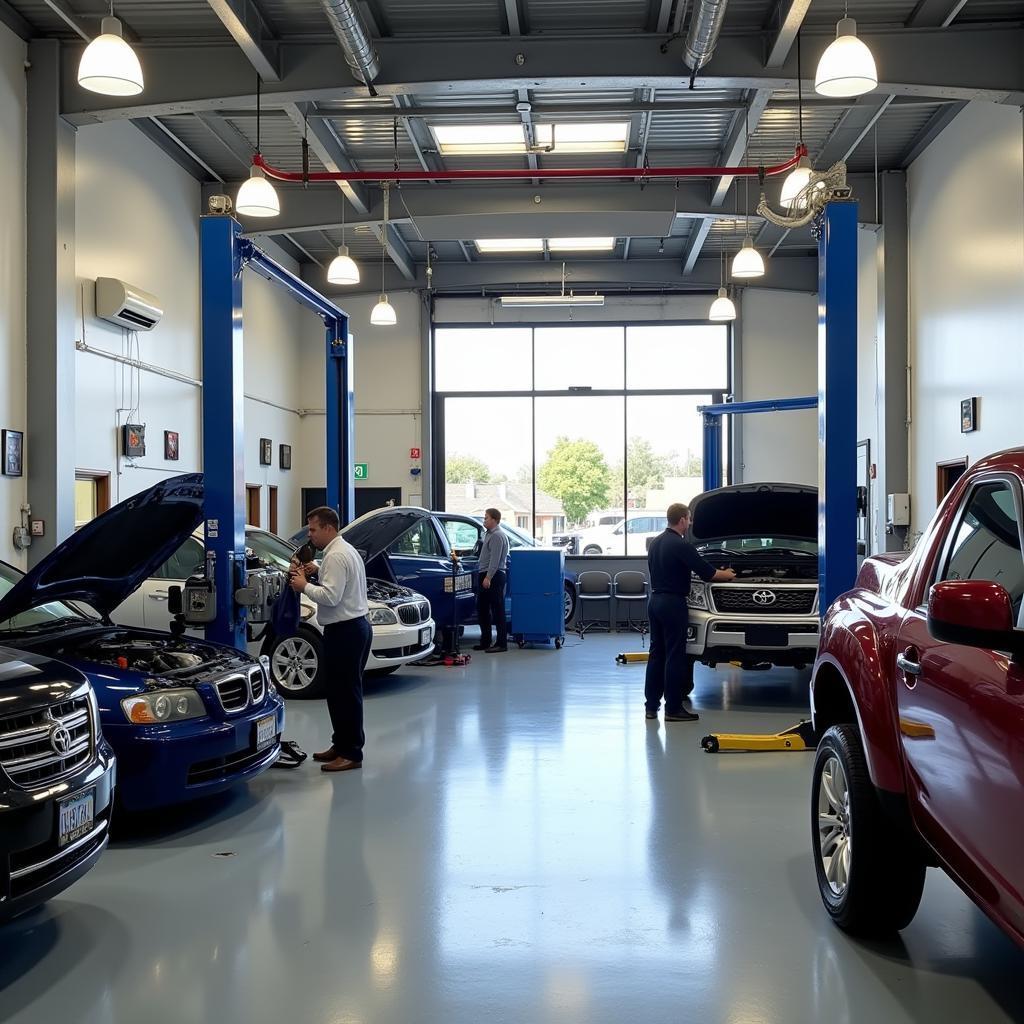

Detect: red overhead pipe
[252, 145, 807, 184]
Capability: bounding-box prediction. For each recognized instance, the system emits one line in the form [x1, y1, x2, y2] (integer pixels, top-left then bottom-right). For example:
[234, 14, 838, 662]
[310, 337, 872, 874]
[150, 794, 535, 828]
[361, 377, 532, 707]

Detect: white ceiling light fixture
[709, 250, 736, 322]
[731, 106, 765, 280]
[475, 238, 544, 253]
[548, 237, 616, 252]
[235, 78, 279, 218]
[500, 262, 604, 307]
[780, 156, 814, 211]
[815, 12, 878, 98]
[327, 192, 360, 285]
[371, 184, 397, 328]
[430, 121, 629, 157]
[77, 4, 143, 97]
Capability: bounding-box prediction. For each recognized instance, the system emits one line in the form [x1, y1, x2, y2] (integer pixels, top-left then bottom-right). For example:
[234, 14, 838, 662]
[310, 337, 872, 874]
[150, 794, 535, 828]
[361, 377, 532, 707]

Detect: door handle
[896, 649, 921, 676]
[149, 591, 169, 602]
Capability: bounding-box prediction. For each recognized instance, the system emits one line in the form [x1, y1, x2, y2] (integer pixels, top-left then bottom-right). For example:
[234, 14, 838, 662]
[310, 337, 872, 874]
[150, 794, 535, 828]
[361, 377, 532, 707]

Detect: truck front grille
[0, 693, 94, 790]
[711, 586, 817, 615]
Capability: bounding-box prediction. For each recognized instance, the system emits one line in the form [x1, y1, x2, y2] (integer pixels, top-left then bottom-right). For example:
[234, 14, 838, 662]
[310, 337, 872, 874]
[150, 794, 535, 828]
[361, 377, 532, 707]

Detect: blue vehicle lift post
[697, 199, 859, 616]
[201, 214, 352, 650]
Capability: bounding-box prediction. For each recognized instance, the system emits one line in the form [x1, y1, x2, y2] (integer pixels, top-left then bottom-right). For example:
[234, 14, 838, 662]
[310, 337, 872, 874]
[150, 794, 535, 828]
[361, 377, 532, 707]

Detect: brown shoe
[313, 747, 338, 762]
[321, 757, 361, 773]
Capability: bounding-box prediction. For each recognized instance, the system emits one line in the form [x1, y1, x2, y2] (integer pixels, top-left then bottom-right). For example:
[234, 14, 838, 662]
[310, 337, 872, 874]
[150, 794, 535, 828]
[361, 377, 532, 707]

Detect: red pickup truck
[810, 448, 1024, 944]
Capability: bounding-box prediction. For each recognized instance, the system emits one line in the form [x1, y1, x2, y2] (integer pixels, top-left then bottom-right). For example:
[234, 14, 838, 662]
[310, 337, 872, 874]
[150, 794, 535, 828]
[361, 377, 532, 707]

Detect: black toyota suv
[0, 646, 116, 923]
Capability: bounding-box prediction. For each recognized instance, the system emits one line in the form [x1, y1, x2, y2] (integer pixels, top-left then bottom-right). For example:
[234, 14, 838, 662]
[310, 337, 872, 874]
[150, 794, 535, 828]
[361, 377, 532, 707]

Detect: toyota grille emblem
[752, 590, 777, 606]
[49, 724, 73, 756]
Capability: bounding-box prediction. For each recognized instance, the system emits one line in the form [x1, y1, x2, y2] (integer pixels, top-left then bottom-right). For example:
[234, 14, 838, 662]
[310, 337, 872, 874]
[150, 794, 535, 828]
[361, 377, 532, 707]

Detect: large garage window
[434, 323, 730, 554]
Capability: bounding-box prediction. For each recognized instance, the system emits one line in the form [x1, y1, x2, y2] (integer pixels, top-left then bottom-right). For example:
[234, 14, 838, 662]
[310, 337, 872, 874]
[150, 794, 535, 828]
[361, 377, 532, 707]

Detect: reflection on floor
[2, 632, 1023, 1023]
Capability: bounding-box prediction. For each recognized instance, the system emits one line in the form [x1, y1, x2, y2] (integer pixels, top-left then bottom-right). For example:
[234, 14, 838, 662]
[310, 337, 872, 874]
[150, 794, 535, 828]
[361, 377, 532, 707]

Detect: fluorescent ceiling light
[548, 237, 615, 252]
[431, 121, 629, 156]
[475, 238, 544, 253]
[500, 294, 605, 307]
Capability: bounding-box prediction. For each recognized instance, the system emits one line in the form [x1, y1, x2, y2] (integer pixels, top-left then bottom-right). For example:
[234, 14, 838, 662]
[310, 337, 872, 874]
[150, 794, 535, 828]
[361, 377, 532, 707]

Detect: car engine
[65, 633, 246, 680]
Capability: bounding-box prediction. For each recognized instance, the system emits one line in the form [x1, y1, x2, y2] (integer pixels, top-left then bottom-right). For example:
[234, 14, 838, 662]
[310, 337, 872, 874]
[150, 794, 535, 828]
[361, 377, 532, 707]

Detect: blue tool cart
[509, 548, 566, 649]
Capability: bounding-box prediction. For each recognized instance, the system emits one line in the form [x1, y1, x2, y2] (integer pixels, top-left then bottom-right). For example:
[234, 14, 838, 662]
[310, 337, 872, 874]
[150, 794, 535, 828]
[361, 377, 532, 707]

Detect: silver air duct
[683, 0, 729, 71]
[319, 0, 381, 85]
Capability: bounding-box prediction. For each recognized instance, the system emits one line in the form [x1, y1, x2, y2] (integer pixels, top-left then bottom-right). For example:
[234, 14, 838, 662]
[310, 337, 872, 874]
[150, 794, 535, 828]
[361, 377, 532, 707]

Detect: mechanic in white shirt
[290, 506, 371, 773]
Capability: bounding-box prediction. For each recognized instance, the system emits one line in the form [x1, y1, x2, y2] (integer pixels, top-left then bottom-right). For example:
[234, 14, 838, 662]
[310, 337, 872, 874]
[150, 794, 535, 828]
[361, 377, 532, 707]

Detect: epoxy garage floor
[2, 634, 1023, 1023]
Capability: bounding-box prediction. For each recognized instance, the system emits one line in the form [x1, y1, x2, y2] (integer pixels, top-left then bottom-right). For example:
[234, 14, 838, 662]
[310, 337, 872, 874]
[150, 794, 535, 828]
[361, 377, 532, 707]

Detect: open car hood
[341, 508, 429, 567]
[687, 483, 818, 543]
[0, 474, 205, 622]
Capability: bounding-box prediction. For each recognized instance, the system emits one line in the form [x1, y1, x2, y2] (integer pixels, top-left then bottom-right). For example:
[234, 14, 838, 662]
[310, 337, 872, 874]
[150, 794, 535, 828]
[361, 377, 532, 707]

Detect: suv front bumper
[686, 610, 819, 667]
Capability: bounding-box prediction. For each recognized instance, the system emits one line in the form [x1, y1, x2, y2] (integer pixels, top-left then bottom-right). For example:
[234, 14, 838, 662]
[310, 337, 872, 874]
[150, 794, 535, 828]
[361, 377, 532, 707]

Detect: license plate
[254, 714, 277, 751]
[58, 789, 95, 848]
[443, 573, 473, 593]
[419, 626, 432, 646]
[746, 625, 789, 647]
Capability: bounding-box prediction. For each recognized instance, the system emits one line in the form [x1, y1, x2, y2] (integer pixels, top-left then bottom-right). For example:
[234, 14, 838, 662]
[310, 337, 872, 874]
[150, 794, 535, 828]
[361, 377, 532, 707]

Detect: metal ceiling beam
[907, 0, 970, 27]
[195, 110, 255, 169]
[394, 94, 444, 173]
[282, 101, 371, 213]
[898, 101, 967, 166]
[649, 0, 675, 34]
[682, 87, 772, 274]
[41, 0, 89, 40]
[0, 0, 33, 40]
[764, 0, 813, 68]
[814, 95, 895, 168]
[361, 0, 391, 37]
[371, 223, 416, 280]
[283, 232, 326, 268]
[59, 28, 1024, 123]
[502, 0, 526, 35]
[133, 118, 223, 181]
[206, 0, 280, 81]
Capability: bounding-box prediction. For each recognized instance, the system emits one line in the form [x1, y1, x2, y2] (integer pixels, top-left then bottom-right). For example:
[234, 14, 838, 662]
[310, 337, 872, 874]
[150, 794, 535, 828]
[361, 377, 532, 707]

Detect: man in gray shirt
[474, 507, 510, 653]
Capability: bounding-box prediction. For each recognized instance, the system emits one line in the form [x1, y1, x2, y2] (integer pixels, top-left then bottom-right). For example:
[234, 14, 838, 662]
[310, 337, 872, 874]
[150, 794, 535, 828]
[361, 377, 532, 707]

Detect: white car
[576, 513, 664, 556]
[110, 526, 435, 698]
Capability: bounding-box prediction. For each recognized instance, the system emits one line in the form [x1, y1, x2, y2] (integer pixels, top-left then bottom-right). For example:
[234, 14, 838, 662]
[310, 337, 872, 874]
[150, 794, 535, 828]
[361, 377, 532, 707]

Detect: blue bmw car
[0, 475, 285, 812]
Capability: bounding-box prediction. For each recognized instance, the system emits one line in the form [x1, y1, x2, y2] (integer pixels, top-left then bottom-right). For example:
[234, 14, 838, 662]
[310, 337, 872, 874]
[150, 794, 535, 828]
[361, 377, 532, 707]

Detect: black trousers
[477, 570, 508, 648]
[322, 615, 373, 762]
[644, 593, 695, 714]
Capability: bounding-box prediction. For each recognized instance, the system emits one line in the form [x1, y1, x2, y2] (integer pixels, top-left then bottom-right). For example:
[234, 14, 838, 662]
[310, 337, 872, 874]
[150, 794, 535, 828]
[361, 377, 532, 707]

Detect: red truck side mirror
[928, 580, 1024, 656]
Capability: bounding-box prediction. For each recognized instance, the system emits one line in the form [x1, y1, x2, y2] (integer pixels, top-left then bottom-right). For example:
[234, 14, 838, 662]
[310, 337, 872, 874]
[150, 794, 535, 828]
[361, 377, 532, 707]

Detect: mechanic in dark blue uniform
[645, 502, 736, 722]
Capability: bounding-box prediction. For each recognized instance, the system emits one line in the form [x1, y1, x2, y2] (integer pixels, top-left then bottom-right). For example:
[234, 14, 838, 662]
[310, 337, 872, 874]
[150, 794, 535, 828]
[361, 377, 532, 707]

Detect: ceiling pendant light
[731, 107, 765, 280]
[780, 156, 813, 211]
[77, 3, 143, 96]
[327, 193, 360, 285]
[236, 77, 280, 218]
[815, 9, 877, 98]
[709, 251, 736, 322]
[371, 185, 397, 327]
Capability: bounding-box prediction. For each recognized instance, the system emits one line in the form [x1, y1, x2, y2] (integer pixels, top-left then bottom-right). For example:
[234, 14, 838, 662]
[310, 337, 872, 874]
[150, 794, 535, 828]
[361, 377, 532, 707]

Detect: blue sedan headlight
[122, 689, 206, 725]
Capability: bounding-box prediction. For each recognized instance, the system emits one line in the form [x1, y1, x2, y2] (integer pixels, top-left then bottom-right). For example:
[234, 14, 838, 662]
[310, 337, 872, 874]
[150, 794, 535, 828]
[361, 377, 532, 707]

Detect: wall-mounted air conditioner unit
[95, 277, 164, 331]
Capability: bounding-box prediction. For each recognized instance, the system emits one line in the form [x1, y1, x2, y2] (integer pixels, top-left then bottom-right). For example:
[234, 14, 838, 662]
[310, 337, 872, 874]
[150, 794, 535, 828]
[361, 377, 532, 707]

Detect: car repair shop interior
[1, 1, 1023, 1021]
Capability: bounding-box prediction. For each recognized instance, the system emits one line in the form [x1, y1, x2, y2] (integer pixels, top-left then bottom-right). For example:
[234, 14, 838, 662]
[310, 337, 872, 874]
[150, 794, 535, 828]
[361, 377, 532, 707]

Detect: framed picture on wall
[121, 423, 146, 458]
[279, 444, 292, 471]
[259, 438, 273, 466]
[2, 429, 23, 477]
[164, 430, 180, 461]
[960, 397, 978, 433]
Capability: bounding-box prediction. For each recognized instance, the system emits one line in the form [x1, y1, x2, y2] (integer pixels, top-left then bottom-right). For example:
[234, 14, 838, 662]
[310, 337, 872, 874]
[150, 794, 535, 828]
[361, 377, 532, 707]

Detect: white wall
[299, 289, 424, 511]
[737, 288, 818, 484]
[907, 102, 1024, 535]
[0, 25, 26, 565]
[74, 120, 322, 534]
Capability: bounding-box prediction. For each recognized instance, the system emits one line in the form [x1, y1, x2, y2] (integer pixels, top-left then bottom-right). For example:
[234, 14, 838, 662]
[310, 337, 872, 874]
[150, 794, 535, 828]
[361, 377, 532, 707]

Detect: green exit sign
[354, 463, 368, 480]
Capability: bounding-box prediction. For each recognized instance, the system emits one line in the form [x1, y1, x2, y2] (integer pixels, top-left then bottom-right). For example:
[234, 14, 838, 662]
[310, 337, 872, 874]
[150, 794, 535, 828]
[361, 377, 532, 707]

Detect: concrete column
[26, 39, 76, 564]
[876, 171, 910, 551]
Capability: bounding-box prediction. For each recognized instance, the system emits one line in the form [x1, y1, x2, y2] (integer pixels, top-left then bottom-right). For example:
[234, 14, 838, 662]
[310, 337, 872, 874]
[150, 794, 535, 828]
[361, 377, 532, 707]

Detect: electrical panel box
[887, 493, 911, 527]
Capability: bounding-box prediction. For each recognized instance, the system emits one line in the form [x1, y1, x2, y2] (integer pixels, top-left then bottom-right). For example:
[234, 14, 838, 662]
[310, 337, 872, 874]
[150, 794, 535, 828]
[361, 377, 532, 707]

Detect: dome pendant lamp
[327, 193, 360, 285]
[709, 250, 736, 322]
[77, 4, 144, 97]
[370, 185, 398, 327]
[731, 108, 765, 280]
[235, 78, 280, 218]
[815, 11, 878, 98]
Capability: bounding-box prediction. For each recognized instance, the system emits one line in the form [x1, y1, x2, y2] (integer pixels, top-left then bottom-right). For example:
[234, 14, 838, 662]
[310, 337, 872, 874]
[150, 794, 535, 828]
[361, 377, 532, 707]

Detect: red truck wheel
[811, 724, 926, 936]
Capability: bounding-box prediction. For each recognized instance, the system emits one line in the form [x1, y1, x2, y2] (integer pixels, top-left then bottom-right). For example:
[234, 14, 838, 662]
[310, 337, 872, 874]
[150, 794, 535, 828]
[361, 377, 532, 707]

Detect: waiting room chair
[577, 571, 613, 637]
[613, 571, 649, 639]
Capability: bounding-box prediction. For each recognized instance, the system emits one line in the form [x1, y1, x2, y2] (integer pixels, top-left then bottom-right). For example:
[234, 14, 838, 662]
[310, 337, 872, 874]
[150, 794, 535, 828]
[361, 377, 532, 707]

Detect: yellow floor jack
[700, 720, 817, 753]
[615, 651, 650, 664]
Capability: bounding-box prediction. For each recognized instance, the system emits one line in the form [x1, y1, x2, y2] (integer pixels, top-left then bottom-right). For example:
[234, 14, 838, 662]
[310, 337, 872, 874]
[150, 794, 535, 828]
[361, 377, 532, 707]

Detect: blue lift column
[200, 214, 248, 650]
[818, 200, 859, 610]
[325, 316, 355, 524]
[702, 411, 724, 492]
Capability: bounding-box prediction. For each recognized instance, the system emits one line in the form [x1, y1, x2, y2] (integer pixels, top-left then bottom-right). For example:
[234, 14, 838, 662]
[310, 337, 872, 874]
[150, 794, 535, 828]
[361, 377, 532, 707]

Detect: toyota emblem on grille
[752, 590, 777, 606]
[49, 724, 73, 755]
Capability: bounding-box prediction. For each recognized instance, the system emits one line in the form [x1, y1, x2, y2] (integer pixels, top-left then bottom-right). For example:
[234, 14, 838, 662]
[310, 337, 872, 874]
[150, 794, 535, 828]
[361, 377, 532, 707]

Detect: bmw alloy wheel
[817, 755, 851, 895]
[272, 636, 319, 693]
